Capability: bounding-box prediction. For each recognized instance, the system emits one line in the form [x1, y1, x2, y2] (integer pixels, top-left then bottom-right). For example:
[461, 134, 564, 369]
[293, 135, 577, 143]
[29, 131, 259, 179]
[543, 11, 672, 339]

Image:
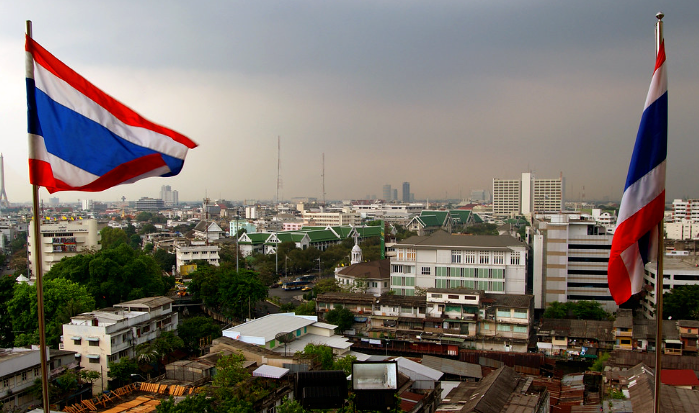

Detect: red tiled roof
[400, 391, 425, 412]
[661, 369, 699, 387]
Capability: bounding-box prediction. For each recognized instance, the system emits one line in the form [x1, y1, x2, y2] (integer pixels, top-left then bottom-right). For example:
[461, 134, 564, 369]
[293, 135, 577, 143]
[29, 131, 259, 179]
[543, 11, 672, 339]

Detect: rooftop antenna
[322, 153, 326, 206]
[276, 136, 282, 209]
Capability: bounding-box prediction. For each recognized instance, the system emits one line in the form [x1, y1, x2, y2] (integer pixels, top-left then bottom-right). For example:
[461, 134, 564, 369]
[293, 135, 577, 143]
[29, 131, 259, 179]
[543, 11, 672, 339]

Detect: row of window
[394, 249, 522, 265]
[434, 279, 504, 291]
[2, 367, 41, 388]
[435, 267, 505, 279]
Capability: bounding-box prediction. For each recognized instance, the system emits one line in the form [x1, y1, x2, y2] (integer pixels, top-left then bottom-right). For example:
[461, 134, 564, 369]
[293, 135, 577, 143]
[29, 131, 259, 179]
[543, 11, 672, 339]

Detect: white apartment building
[493, 173, 563, 217]
[0, 348, 78, 410]
[641, 257, 699, 319]
[301, 209, 361, 226]
[176, 244, 220, 270]
[27, 218, 102, 279]
[61, 297, 177, 394]
[672, 199, 699, 222]
[390, 231, 527, 296]
[665, 219, 699, 240]
[531, 213, 615, 312]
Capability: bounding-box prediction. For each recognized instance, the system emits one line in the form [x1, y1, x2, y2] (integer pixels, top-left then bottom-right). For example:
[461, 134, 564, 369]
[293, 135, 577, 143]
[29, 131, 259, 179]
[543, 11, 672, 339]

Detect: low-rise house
[0, 348, 84, 411]
[437, 366, 549, 413]
[536, 319, 615, 356]
[678, 320, 699, 354]
[421, 355, 482, 382]
[61, 296, 178, 394]
[221, 313, 352, 356]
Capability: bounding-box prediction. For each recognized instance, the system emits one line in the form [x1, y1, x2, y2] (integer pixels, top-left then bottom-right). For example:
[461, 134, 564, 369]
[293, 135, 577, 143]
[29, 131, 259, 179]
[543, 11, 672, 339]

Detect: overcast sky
[1, 1, 698, 205]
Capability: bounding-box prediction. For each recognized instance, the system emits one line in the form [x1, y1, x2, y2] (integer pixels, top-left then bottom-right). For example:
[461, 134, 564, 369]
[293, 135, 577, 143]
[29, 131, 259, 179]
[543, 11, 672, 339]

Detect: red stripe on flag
[608, 253, 633, 305]
[610, 191, 665, 258]
[26, 36, 197, 150]
[29, 154, 168, 194]
[654, 41, 666, 74]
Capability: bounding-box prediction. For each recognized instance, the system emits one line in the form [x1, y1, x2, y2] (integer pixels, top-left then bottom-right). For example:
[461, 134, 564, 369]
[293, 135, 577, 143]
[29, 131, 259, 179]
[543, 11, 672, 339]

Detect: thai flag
[26, 36, 197, 193]
[608, 42, 667, 305]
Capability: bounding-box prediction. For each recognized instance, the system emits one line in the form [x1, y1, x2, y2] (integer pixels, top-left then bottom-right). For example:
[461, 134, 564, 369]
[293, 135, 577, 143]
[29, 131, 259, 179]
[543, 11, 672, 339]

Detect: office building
[135, 197, 165, 211]
[160, 185, 178, 206]
[531, 213, 615, 312]
[382, 184, 392, 201]
[402, 182, 410, 203]
[493, 173, 563, 217]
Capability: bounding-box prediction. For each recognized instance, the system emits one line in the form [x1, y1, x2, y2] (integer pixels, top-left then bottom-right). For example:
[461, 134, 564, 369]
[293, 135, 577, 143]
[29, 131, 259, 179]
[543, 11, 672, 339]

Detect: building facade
[402, 182, 411, 203]
[27, 218, 102, 279]
[390, 231, 527, 296]
[493, 173, 563, 217]
[531, 213, 615, 312]
[61, 297, 177, 394]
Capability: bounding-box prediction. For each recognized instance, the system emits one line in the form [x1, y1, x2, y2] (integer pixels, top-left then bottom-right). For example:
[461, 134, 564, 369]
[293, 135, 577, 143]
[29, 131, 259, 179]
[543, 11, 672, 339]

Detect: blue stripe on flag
[33, 89, 184, 177]
[624, 92, 668, 190]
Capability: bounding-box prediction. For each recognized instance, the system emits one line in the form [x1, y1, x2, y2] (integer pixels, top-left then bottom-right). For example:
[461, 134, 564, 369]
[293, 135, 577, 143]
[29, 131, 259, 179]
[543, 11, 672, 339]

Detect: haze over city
[2, 1, 699, 204]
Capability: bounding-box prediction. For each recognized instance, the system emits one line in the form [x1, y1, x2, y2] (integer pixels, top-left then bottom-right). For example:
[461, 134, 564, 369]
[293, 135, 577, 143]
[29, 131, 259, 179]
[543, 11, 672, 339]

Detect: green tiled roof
[354, 226, 383, 238]
[419, 214, 445, 227]
[239, 233, 272, 244]
[305, 229, 341, 242]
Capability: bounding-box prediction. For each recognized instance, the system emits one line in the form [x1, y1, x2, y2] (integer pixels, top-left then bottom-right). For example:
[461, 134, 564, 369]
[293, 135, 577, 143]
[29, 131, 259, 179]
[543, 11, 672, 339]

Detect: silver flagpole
[653, 12, 664, 413]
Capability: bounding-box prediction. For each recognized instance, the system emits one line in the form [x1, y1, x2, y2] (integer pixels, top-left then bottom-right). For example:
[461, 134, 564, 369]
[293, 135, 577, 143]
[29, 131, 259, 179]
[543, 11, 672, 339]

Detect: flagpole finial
[656, 12, 664, 21]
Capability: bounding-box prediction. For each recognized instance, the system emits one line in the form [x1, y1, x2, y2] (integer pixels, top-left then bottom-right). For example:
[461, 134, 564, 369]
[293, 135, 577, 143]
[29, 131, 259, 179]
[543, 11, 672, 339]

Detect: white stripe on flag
[617, 161, 666, 225]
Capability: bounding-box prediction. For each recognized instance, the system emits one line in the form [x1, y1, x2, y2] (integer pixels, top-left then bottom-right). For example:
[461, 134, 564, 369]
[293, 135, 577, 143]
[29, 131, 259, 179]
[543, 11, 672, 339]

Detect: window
[513, 310, 528, 319]
[89, 340, 99, 347]
[431, 294, 442, 299]
[513, 325, 528, 333]
[89, 357, 100, 364]
[406, 248, 416, 261]
[497, 324, 511, 332]
[451, 250, 462, 264]
[34, 368, 39, 377]
[108, 354, 118, 362]
[421, 267, 431, 275]
[493, 251, 504, 264]
[482, 323, 490, 330]
[478, 252, 489, 264]
[2, 379, 8, 388]
[464, 251, 476, 264]
[21, 372, 27, 381]
[497, 309, 511, 318]
[448, 294, 459, 300]
[510, 251, 521, 265]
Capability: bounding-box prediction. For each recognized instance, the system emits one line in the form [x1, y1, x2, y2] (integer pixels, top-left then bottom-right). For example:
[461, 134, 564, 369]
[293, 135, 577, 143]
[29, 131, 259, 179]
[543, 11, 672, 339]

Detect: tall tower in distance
[382, 184, 392, 201]
[0, 154, 9, 208]
[402, 182, 410, 203]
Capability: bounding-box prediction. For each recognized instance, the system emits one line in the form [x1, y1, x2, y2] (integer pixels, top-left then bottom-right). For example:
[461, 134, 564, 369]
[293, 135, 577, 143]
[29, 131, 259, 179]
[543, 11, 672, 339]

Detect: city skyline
[2, 2, 699, 204]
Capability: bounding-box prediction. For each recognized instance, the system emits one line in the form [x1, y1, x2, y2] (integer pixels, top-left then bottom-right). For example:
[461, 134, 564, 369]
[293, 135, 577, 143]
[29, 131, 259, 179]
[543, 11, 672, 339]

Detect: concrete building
[160, 185, 178, 206]
[135, 197, 165, 211]
[383, 184, 392, 201]
[531, 213, 615, 312]
[61, 297, 177, 394]
[301, 209, 361, 226]
[0, 348, 81, 411]
[402, 182, 411, 203]
[641, 257, 699, 319]
[390, 231, 527, 296]
[493, 173, 563, 217]
[27, 218, 102, 279]
[672, 198, 699, 222]
[175, 244, 220, 271]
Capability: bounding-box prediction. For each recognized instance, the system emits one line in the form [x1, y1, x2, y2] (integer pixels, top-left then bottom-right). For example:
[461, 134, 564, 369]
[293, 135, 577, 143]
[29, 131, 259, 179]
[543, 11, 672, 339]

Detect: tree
[138, 223, 158, 235]
[333, 354, 357, 375]
[664, 284, 699, 320]
[177, 316, 222, 355]
[463, 223, 498, 235]
[157, 394, 215, 413]
[108, 357, 138, 388]
[277, 399, 309, 413]
[212, 352, 251, 399]
[136, 332, 184, 372]
[294, 300, 317, 316]
[153, 249, 176, 273]
[0, 275, 17, 347]
[297, 343, 334, 370]
[542, 301, 612, 321]
[46, 243, 174, 309]
[314, 278, 341, 295]
[325, 305, 355, 333]
[100, 226, 129, 250]
[8, 278, 95, 347]
[189, 266, 267, 319]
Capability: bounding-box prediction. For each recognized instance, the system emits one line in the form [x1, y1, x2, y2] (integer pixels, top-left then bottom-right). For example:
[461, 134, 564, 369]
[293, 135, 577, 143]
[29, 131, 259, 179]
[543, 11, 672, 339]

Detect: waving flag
[608, 42, 668, 305]
[26, 36, 197, 193]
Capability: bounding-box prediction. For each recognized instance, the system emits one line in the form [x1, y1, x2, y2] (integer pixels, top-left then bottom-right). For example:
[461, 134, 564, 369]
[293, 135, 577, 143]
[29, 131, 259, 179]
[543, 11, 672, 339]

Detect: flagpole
[26, 20, 51, 413]
[653, 12, 664, 413]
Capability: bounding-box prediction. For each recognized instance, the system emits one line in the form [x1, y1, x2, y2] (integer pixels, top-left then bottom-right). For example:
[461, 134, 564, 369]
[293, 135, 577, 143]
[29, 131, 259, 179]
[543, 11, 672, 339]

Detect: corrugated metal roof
[395, 356, 443, 381]
[224, 313, 317, 343]
[422, 355, 482, 379]
[253, 365, 289, 379]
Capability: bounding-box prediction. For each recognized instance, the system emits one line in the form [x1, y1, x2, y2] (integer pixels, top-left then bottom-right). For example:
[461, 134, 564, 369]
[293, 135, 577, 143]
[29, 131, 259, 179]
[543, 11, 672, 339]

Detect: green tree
[589, 352, 610, 371]
[153, 249, 176, 273]
[108, 356, 138, 388]
[277, 399, 309, 413]
[177, 316, 222, 354]
[542, 301, 568, 319]
[325, 305, 355, 333]
[297, 343, 334, 370]
[294, 300, 317, 316]
[100, 226, 129, 249]
[157, 394, 215, 413]
[46, 243, 174, 309]
[463, 223, 498, 235]
[314, 278, 341, 295]
[664, 284, 699, 320]
[189, 266, 267, 319]
[8, 278, 95, 347]
[139, 223, 158, 235]
[136, 212, 154, 222]
[333, 354, 357, 375]
[136, 332, 184, 372]
[0, 275, 17, 347]
[542, 301, 611, 321]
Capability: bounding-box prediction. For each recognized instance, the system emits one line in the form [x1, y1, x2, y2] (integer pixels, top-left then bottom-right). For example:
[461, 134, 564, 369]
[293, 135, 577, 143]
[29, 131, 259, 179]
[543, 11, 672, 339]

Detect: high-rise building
[160, 185, 178, 206]
[402, 182, 410, 203]
[393, 189, 398, 201]
[382, 184, 392, 201]
[493, 173, 563, 217]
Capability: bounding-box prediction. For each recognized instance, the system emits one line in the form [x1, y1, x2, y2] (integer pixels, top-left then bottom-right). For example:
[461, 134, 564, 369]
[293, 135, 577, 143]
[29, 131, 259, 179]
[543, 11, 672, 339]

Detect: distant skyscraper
[0, 154, 9, 208]
[160, 185, 176, 206]
[382, 184, 392, 201]
[393, 189, 398, 201]
[493, 172, 563, 216]
[402, 182, 410, 203]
